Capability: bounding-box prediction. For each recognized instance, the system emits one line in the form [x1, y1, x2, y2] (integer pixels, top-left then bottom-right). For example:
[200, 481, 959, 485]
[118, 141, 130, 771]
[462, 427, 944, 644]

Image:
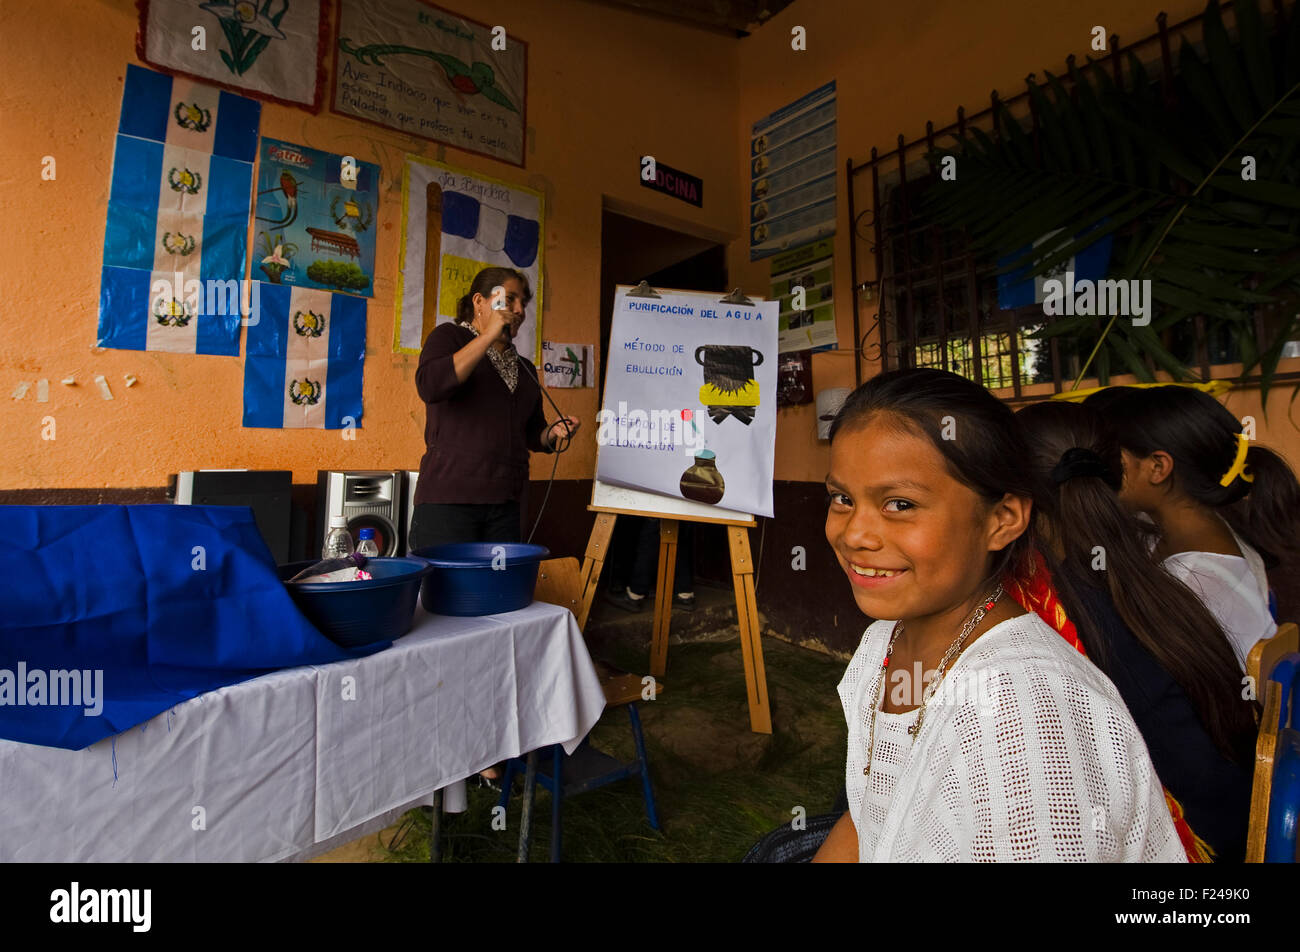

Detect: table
[0, 601, 606, 862]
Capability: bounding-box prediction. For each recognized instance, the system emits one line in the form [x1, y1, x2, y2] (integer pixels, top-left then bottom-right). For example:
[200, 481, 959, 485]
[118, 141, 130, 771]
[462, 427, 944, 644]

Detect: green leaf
[1233, 0, 1275, 109]
[241, 32, 273, 73]
[1177, 39, 1238, 150]
[1207, 175, 1300, 209]
[1108, 328, 1156, 380]
[995, 101, 1036, 168]
[1157, 239, 1277, 277]
[1067, 59, 1114, 178]
[1201, 0, 1255, 131]
[1026, 79, 1073, 170]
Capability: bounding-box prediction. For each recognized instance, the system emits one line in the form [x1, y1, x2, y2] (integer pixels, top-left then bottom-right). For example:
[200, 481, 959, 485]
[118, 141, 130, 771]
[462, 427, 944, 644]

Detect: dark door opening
[597, 208, 733, 591]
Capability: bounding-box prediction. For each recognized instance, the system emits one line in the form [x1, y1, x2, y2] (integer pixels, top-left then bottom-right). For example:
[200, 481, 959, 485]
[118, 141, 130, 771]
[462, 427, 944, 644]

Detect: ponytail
[1222, 444, 1300, 564]
[1017, 400, 1258, 764]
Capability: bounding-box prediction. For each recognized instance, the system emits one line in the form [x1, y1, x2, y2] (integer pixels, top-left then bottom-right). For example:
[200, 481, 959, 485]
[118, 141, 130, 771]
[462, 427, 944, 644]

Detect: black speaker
[168, 470, 293, 564]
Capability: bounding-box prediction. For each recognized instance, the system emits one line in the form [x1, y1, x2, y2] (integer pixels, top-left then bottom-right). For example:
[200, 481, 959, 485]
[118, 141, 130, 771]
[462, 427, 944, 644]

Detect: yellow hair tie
[1219, 432, 1254, 487]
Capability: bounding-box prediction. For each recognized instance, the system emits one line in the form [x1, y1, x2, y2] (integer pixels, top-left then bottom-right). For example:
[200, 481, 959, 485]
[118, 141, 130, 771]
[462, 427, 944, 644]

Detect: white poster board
[596, 286, 779, 518]
[394, 156, 544, 361]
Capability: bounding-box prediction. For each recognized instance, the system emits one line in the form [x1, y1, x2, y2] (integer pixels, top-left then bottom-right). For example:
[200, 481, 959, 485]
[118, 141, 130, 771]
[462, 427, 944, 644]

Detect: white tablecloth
[0, 601, 606, 862]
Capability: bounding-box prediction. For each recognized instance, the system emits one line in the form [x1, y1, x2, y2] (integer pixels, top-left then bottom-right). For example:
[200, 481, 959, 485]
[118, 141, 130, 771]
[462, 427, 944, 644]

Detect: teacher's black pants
[408, 500, 522, 551]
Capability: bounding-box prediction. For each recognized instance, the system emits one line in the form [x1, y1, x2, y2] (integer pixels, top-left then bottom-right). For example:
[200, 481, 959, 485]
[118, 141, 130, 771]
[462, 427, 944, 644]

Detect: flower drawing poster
[254, 138, 380, 298]
[332, 0, 527, 167]
[138, 0, 328, 110]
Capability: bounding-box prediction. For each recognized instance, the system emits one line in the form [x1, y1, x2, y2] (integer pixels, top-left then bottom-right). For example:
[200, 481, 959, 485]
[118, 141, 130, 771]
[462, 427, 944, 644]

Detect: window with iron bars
[849, 2, 1300, 400]
[870, 174, 1250, 399]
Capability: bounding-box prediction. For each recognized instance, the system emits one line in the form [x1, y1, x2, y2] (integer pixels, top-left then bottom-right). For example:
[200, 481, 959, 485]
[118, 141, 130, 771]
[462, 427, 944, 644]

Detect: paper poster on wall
[542, 341, 594, 388]
[750, 81, 836, 261]
[770, 239, 837, 353]
[395, 156, 544, 362]
[332, 0, 527, 167]
[138, 0, 329, 110]
[253, 138, 380, 297]
[242, 284, 366, 428]
[98, 65, 260, 356]
[596, 288, 779, 518]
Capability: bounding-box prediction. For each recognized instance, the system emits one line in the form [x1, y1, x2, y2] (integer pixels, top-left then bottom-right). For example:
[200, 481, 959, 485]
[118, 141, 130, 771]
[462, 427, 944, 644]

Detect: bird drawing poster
[253, 138, 380, 298]
[138, 0, 329, 111]
[98, 64, 260, 355]
[331, 0, 527, 167]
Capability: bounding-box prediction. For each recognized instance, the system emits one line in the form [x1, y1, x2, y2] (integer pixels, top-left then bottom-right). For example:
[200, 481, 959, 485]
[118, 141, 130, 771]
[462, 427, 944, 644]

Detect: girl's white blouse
[1161, 527, 1275, 671]
[837, 611, 1187, 862]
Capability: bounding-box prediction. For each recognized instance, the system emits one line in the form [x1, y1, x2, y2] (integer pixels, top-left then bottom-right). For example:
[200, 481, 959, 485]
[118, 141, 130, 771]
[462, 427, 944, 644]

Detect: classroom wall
[0, 0, 739, 490]
[727, 0, 1300, 484]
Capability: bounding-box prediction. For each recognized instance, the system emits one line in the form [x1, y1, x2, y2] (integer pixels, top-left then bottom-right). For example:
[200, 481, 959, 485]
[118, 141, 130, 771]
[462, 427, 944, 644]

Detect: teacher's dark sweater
[415, 322, 551, 505]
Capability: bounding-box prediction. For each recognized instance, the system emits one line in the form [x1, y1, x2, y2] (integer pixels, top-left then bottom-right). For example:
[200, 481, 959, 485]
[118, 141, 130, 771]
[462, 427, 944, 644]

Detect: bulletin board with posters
[394, 156, 544, 362]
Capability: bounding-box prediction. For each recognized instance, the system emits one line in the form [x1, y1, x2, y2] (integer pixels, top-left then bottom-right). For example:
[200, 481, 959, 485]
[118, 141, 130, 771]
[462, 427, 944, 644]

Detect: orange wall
[4, 0, 1297, 491]
[0, 0, 738, 489]
[727, 0, 1300, 481]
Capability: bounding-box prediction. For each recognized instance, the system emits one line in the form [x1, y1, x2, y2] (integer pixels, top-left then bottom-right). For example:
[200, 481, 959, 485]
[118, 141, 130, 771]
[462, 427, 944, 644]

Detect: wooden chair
[1246, 623, 1299, 862]
[500, 557, 662, 861]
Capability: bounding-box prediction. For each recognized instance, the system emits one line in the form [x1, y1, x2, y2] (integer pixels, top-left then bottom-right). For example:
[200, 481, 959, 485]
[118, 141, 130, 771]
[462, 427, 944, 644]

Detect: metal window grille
[845, 1, 1300, 399]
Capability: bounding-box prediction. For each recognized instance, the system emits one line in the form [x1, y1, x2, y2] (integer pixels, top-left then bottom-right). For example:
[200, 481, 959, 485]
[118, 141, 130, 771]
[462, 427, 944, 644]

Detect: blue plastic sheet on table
[0, 504, 389, 751]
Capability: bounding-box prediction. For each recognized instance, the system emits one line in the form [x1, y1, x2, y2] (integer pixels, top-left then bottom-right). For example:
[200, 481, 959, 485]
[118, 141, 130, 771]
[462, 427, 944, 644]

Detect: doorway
[597, 207, 732, 591]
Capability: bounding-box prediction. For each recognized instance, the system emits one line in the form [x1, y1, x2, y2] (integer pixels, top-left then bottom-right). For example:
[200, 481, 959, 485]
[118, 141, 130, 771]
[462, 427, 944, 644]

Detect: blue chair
[499, 558, 661, 862]
[1246, 623, 1300, 863]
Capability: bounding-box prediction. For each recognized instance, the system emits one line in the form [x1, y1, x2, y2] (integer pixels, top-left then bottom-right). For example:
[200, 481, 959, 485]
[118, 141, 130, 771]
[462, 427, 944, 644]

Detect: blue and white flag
[118, 63, 260, 161]
[997, 228, 1113, 310]
[243, 284, 366, 429]
[97, 65, 259, 355]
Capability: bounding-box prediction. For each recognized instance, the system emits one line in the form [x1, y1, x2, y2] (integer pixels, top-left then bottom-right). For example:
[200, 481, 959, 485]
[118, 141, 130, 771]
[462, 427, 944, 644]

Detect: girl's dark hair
[456, 267, 532, 324]
[1086, 385, 1300, 564]
[1017, 400, 1256, 763]
[829, 367, 1033, 588]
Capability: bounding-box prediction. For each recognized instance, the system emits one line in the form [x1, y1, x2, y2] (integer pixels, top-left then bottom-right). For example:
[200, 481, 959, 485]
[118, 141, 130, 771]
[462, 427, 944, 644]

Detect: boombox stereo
[316, 470, 406, 558]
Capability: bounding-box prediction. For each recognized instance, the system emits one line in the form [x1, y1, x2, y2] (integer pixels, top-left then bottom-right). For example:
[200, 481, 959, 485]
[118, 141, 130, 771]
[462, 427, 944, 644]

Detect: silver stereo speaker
[316, 470, 404, 557]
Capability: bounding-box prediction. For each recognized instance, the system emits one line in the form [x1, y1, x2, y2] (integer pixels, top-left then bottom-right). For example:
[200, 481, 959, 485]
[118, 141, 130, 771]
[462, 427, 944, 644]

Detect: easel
[575, 506, 771, 735]
[575, 281, 774, 734]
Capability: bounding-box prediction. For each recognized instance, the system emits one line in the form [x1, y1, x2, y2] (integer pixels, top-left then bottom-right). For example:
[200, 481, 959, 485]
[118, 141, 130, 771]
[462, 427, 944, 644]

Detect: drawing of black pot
[680, 451, 725, 504]
[696, 345, 763, 425]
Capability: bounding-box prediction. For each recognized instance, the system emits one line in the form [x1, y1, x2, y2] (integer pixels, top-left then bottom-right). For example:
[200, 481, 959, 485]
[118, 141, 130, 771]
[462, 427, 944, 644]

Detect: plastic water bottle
[322, 515, 355, 559]
[356, 527, 380, 558]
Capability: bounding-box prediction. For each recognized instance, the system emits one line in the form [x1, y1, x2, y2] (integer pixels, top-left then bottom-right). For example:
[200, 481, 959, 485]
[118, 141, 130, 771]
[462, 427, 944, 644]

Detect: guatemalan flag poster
[98, 64, 260, 355]
[242, 284, 366, 429]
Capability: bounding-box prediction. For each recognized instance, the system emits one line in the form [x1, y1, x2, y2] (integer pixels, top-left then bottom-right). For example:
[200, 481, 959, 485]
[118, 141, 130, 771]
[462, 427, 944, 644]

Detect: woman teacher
[411, 266, 580, 550]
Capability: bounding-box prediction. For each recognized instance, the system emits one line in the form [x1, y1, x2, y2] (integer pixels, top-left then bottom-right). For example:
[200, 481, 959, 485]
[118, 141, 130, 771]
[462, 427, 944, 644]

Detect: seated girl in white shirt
[1087, 385, 1300, 670]
[813, 368, 1185, 862]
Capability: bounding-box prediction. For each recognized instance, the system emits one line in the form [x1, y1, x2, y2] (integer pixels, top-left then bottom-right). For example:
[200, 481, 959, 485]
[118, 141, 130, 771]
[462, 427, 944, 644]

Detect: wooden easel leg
[728, 525, 772, 734]
[649, 519, 679, 678]
[577, 513, 617, 631]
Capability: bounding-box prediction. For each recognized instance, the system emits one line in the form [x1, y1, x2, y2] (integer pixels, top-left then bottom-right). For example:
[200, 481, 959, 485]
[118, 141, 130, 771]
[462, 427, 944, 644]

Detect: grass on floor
[376, 635, 848, 863]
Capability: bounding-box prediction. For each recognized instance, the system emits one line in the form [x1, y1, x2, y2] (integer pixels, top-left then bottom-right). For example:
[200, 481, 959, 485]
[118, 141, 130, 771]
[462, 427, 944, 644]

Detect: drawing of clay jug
[680, 450, 725, 504]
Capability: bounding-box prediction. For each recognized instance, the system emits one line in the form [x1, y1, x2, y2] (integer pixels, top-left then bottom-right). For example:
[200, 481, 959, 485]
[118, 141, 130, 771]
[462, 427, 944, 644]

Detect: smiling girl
[812, 369, 1184, 862]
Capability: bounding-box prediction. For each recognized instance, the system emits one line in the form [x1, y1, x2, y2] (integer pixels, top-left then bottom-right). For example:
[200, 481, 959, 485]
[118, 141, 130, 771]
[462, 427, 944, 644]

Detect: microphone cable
[515, 355, 576, 544]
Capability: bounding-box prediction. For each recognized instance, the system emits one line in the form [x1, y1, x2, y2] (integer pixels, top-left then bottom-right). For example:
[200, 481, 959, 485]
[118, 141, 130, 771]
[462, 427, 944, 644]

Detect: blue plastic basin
[279, 556, 434, 648]
[412, 543, 549, 616]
